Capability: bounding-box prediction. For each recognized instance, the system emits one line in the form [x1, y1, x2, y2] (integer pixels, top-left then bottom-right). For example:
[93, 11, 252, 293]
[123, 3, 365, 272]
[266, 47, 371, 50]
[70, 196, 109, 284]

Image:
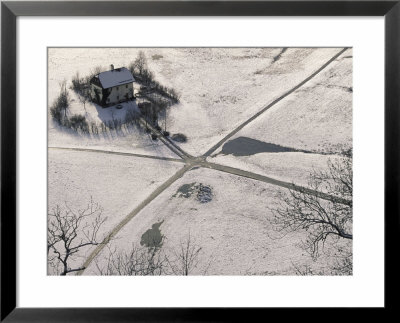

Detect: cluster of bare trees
[51, 80, 141, 138]
[271, 149, 353, 275]
[48, 199, 206, 276]
[71, 66, 104, 103]
[50, 81, 70, 125]
[130, 51, 180, 103]
[52, 52, 180, 139]
[95, 244, 166, 276]
[50, 80, 91, 134]
[165, 232, 204, 275]
[95, 233, 206, 276]
[71, 72, 90, 102]
[129, 51, 180, 135]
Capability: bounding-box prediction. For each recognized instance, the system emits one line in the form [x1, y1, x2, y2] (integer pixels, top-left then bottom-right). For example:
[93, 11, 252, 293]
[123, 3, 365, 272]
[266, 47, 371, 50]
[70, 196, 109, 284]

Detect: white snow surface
[48, 95, 178, 158]
[48, 48, 177, 158]
[85, 167, 336, 275]
[151, 47, 345, 155]
[208, 152, 342, 188]
[216, 49, 353, 154]
[48, 47, 345, 157]
[47, 48, 352, 276]
[48, 123, 178, 158]
[48, 149, 183, 274]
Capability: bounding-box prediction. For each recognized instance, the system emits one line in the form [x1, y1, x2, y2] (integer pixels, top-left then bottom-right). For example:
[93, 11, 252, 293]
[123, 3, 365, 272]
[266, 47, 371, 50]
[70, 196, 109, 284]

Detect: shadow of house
[90, 65, 135, 107]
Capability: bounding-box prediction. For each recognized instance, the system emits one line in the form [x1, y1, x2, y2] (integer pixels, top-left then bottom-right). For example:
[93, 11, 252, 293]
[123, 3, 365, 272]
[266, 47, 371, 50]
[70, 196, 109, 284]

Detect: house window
[117, 96, 119, 100]
[126, 85, 128, 89]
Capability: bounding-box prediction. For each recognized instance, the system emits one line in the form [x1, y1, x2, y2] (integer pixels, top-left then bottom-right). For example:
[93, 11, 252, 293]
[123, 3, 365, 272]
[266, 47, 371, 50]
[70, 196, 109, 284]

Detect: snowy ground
[48, 47, 346, 157]
[85, 168, 338, 276]
[48, 149, 183, 274]
[48, 120, 178, 158]
[209, 49, 352, 155]
[149, 48, 345, 155]
[208, 152, 343, 188]
[206, 49, 352, 190]
[48, 48, 179, 158]
[48, 47, 352, 275]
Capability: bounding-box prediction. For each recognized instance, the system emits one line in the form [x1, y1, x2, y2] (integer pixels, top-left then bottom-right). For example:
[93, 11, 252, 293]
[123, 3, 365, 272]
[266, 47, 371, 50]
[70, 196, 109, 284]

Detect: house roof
[96, 67, 135, 89]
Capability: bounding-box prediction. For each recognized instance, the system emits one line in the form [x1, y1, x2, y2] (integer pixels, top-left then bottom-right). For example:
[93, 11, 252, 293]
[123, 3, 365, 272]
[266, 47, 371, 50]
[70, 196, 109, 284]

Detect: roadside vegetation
[129, 51, 180, 104]
[94, 232, 207, 276]
[270, 148, 353, 275]
[48, 198, 208, 276]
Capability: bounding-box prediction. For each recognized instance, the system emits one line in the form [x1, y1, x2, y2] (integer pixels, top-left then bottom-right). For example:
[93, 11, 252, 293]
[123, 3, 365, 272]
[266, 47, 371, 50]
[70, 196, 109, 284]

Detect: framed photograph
[1, 0, 399, 321]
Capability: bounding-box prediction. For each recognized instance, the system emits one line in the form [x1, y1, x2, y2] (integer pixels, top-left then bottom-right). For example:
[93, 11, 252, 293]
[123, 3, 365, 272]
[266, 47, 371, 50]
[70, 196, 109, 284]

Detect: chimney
[110, 64, 114, 71]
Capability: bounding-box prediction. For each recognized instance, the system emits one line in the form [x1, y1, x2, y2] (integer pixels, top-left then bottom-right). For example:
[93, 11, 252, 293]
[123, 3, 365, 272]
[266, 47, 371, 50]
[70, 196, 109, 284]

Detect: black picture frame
[1, 1, 399, 321]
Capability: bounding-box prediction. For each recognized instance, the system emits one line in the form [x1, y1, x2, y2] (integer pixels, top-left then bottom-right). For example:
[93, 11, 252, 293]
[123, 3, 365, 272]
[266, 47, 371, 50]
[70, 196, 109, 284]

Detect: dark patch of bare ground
[174, 182, 213, 203]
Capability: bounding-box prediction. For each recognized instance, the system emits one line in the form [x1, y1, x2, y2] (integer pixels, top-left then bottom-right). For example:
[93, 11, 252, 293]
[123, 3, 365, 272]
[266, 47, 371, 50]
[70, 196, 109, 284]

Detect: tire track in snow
[203, 48, 349, 157]
[48, 146, 185, 163]
[203, 162, 350, 205]
[76, 164, 191, 275]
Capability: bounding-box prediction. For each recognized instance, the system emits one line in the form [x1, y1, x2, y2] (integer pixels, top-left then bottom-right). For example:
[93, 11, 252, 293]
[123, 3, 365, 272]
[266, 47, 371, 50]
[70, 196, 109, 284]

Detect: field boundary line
[48, 146, 185, 163]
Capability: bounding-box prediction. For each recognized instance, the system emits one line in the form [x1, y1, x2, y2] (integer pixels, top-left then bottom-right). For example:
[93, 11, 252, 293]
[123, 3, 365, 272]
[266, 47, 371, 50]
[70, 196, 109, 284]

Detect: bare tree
[57, 79, 69, 120]
[271, 149, 352, 261]
[131, 50, 148, 76]
[47, 198, 106, 275]
[166, 232, 203, 276]
[331, 249, 353, 275]
[95, 232, 208, 276]
[88, 65, 104, 79]
[290, 246, 352, 276]
[95, 244, 166, 276]
[77, 89, 89, 113]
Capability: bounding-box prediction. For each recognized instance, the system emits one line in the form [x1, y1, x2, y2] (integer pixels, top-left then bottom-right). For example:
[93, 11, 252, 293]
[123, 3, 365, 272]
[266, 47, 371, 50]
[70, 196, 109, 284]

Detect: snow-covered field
[48, 149, 183, 273]
[206, 49, 352, 190]
[149, 47, 346, 155]
[48, 47, 346, 157]
[209, 49, 352, 155]
[208, 152, 343, 188]
[85, 168, 336, 275]
[48, 120, 178, 158]
[48, 47, 352, 275]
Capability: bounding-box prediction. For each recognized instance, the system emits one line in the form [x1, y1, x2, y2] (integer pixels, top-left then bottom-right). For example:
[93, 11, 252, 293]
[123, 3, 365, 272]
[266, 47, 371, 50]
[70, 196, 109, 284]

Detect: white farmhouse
[90, 65, 135, 107]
